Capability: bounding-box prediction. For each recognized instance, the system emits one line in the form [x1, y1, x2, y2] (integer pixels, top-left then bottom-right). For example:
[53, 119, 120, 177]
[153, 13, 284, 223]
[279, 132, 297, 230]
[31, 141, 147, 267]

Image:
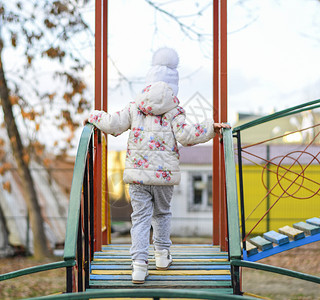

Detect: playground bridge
[1, 100, 320, 299]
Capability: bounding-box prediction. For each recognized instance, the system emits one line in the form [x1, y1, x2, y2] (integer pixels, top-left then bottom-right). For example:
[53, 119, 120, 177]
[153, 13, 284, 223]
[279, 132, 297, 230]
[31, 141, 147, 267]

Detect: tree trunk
[0, 39, 50, 259]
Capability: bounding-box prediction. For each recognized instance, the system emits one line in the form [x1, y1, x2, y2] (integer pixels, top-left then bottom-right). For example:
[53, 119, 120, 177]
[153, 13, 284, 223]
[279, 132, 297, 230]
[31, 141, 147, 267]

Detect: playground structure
[1, 0, 320, 299]
[233, 100, 320, 262]
[1, 101, 320, 299]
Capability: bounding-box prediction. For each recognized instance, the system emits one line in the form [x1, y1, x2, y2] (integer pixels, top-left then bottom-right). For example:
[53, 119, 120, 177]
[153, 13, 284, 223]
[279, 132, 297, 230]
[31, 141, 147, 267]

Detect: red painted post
[213, 0, 228, 250]
[220, 0, 228, 252]
[212, 0, 220, 246]
[102, 0, 110, 245]
[94, 0, 102, 252]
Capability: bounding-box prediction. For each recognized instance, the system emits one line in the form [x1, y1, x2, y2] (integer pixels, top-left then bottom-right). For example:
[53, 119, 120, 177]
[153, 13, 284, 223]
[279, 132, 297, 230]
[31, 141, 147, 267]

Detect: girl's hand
[83, 118, 89, 126]
[214, 122, 231, 137]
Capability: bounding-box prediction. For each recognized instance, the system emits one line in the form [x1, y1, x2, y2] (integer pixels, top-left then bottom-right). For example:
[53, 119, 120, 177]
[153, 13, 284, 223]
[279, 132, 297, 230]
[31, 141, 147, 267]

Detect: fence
[233, 99, 320, 247]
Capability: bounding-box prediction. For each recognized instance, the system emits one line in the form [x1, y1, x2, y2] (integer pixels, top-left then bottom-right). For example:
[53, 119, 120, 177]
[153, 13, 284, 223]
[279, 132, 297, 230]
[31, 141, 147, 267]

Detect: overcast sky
[228, 0, 320, 116]
[83, 0, 320, 150]
[101, 0, 320, 115]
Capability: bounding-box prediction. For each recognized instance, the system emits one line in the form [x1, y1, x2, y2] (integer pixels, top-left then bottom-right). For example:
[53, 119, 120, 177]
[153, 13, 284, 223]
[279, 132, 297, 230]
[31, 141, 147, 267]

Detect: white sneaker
[155, 249, 172, 270]
[132, 261, 148, 284]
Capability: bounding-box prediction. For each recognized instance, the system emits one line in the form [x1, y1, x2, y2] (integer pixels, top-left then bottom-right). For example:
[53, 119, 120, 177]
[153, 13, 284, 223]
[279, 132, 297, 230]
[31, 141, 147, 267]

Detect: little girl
[85, 47, 230, 284]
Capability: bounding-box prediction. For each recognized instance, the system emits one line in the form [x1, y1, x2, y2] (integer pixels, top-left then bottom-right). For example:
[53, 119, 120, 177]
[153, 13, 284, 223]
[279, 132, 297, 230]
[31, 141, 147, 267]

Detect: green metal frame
[25, 289, 257, 300]
[223, 128, 242, 260]
[2, 106, 320, 296]
[231, 260, 320, 284]
[64, 124, 94, 261]
[222, 112, 320, 294]
[0, 124, 94, 284]
[0, 260, 75, 282]
[233, 98, 320, 132]
[223, 128, 242, 294]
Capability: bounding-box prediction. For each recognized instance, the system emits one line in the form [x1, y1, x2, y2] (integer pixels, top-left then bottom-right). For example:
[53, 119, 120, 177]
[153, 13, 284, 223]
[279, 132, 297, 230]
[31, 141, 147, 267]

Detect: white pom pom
[152, 47, 179, 69]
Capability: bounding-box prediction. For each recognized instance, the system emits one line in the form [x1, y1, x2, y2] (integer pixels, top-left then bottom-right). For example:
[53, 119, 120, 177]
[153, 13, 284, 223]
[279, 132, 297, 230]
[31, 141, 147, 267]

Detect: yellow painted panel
[101, 136, 106, 228]
[92, 269, 230, 275]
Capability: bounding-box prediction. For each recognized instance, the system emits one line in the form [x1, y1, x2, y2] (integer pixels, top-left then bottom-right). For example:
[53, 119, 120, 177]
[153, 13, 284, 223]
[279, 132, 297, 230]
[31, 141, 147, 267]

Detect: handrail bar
[26, 289, 257, 300]
[0, 125, 94, 283]
[223, 127, 242, 259]
[0, 260, 75, 282]
[233, 98, 320, 133]
[63, 124, 94, 261]
[231, 259, 320, 284]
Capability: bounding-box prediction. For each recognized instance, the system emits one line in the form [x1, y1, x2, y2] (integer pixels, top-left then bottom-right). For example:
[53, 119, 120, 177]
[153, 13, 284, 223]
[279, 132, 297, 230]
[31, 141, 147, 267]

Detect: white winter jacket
[88, 81, 215, 185]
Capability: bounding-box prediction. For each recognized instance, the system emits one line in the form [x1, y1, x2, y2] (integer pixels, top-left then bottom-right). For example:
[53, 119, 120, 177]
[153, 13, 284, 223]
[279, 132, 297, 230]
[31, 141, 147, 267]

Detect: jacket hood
[136, 81, 179, 116]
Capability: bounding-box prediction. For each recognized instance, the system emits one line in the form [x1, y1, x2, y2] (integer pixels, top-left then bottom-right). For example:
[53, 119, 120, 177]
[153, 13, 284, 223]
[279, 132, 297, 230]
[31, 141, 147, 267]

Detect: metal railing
[0, 124, 96, 293]
[2, 104, 320, 298]
[0, 123, 245, 298]
[63, 123, 95, 292]
[222, 127, 242, 294]
[232, 99, 320, 249]
[26, 289, 257, 300]
[222, 101, 320, 294]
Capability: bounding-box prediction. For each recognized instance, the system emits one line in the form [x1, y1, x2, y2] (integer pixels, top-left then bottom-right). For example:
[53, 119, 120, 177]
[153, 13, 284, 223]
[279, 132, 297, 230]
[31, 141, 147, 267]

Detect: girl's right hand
[214, 122, 231, 137]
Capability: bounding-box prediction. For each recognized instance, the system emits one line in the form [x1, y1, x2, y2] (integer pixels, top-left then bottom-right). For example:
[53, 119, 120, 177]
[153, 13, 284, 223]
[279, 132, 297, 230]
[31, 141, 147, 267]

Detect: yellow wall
[107, 150, 129, 203]
[239, 164, 320, 235]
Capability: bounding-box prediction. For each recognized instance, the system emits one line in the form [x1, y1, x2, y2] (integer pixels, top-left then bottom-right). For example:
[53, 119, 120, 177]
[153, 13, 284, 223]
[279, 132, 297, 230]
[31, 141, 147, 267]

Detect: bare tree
[0, 0, 92, 258]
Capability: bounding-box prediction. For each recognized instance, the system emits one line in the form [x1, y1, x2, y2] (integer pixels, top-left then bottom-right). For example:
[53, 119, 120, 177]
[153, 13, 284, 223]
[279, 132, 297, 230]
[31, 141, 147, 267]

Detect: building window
[193, 175, 203, 205]
[189, 173, 213, 211]
[207, 175, 213, 207]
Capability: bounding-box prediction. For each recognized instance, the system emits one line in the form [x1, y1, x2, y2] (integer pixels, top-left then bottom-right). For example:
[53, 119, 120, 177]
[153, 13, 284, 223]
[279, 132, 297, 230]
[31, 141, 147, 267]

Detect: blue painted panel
[294, 222, 320, 235]
[250, 236, 273, 251]
[243, 233, 320, 262]
[246, 247, 258, 257]
[306, 217, 320, 227]
[290, 230, 305, 241]
[263, 230, 289, 245]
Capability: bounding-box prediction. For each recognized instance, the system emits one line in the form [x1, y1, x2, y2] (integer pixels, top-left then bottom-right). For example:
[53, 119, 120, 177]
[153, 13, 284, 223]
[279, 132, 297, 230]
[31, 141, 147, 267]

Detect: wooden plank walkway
[243, 217, 320, 261]
[89, 244, 233, 294]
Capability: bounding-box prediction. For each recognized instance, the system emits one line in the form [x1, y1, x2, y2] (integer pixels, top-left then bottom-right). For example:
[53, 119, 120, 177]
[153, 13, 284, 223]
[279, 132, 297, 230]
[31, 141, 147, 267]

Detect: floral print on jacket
[87, 81, 215, 185]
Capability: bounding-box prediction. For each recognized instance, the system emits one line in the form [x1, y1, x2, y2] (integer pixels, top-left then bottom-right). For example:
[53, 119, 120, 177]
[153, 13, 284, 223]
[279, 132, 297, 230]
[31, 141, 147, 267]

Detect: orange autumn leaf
[48, 93, 56, 101]
[43, 158, 51, 167]
[33, 142, 44, 156]
[10, 136, 17, 145]
[63, 92, 72, 103]
[20, 108, 38, 121]
[9, 95, 19, 105]
[23, 153, 30, 165]
[0, 162, 13, 175]
[0, 138, 5, 147]
[0, 149, 5, 160]
[3, 181, 11, 193]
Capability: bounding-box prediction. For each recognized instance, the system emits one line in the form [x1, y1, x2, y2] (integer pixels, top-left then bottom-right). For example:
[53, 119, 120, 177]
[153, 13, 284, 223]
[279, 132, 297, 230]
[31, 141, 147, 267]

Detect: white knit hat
[145, 47, 179, 96]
